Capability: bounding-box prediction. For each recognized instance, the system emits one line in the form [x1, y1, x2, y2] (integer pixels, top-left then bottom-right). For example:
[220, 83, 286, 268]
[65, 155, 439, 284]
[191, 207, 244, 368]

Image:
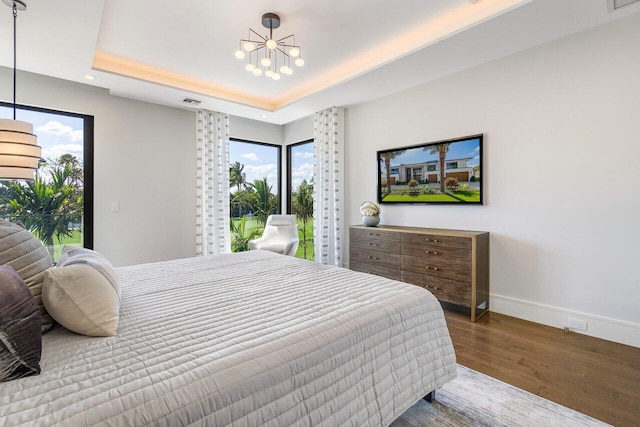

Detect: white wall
[0, 69, 197, 267]
[283, 116, 314, 145]
[344, 14, 640, 347]
[230, 116, 283, 144]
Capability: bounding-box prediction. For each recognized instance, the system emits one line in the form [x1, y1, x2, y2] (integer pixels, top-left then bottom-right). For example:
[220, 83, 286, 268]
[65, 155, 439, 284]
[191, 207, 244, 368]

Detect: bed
[0, 250, 457, 426]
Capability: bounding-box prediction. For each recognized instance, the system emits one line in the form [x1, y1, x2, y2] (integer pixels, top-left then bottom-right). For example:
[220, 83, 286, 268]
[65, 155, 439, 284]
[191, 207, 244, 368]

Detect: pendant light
[0, 0, 41, 180]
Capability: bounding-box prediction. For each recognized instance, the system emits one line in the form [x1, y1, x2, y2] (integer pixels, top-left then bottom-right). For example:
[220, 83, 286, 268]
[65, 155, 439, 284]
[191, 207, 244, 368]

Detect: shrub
[408, 179, 419, 188]
[445, 177, 459, 189]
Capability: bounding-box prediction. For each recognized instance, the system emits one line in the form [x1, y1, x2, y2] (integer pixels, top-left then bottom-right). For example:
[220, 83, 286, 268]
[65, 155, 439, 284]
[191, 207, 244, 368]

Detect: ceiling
[0, 0, 639, 125]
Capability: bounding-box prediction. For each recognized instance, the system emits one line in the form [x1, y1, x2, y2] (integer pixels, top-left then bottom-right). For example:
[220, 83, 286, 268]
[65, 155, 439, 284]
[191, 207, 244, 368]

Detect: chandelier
[234, 13, 304, 81]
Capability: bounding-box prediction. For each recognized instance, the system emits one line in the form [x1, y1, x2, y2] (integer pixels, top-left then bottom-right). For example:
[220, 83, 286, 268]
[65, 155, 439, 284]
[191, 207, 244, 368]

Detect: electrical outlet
[567, 318, 587, 331]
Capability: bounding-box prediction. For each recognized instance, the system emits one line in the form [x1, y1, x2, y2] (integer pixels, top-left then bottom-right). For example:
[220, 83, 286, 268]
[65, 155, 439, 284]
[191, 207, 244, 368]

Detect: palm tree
[428, 143, 451, 193]
[230, 215, 260, 252]
[249, 177, 277, 226]
[0, 160, 83, 257]
[229, 161, 246, 192]
[230, 187, 255, 218]
[292, 179, 314, 259]
[379, 150, 405, 198]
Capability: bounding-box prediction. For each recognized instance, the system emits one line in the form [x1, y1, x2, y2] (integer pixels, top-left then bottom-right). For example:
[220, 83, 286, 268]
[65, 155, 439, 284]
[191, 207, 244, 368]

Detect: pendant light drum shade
[0, 118, 41, 180]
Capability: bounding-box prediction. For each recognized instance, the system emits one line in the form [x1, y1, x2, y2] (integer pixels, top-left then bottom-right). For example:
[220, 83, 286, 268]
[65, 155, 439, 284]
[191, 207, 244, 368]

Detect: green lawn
[381, 190, 480, 203]
[51, 229, 83, 261]
[231, 216, 314, 260]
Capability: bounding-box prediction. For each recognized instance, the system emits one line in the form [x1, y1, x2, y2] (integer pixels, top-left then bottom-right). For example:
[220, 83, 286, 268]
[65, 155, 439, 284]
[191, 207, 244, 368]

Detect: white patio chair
[248, 215, 299, 256]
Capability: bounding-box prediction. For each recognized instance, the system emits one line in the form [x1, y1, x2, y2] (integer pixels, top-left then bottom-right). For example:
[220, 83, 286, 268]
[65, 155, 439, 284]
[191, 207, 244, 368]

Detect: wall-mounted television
[377, 134, 483, 205]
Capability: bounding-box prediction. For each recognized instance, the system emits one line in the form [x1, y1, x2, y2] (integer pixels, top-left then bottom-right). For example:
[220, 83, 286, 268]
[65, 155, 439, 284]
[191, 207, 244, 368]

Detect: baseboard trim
[491, 294, 640, 348]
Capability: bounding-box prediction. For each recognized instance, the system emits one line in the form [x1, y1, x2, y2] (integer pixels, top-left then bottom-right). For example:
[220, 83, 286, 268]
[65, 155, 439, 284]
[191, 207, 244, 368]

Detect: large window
[228, 139, 281, 252]
[0, 103, 93, 262]
[287, 140, 314, 260]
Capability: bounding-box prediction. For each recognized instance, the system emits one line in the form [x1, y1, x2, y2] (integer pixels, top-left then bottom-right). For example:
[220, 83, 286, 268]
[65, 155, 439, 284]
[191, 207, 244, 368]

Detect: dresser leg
[423, 390, 436, 403]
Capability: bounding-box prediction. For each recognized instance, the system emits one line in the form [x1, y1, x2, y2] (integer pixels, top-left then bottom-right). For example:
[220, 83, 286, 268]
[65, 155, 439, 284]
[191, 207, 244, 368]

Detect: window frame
[229, 138, 282, 215]
[286, 139, 314, 214]
[0, 101, 94, 249]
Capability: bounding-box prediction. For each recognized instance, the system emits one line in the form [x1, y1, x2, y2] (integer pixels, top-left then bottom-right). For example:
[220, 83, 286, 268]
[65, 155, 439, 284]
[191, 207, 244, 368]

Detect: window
[0, 103, 94, 262]
[228, 139, 281, 252]
[446, 161, 458, 170]
[412, 167, 422, 181]
[287, 140, 314, 260]
[427, 163, 437, 172]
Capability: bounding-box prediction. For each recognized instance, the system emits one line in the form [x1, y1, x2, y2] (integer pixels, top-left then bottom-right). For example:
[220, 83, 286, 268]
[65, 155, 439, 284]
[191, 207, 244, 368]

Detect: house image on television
[385, 158, 476, 184]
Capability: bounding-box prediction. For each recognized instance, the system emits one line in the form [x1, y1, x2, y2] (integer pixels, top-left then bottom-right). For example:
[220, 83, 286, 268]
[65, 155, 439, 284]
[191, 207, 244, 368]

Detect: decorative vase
[362, 215, 380, 227]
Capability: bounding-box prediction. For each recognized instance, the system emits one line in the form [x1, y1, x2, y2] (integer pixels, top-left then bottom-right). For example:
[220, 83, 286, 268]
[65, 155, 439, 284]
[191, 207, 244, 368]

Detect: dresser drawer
[401, 254, 471, 282]
[401, 233, 471, 250]
[351, 227, 401, 243]
[351, 248, 400, 270]
[351, 261, 401, 281]
[351, 234, 401, 253]
[401, 271, 471, 307]
[402, 242, 471, 263]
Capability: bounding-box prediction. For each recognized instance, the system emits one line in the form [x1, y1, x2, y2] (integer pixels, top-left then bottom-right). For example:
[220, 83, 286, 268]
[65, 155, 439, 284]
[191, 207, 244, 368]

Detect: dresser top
[350, 224, 488, 237]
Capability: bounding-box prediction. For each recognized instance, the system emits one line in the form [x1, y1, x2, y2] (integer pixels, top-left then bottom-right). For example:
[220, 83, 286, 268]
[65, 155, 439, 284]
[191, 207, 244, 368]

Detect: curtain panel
[196, 110, 231, 255]
[313, 107, 345, 267]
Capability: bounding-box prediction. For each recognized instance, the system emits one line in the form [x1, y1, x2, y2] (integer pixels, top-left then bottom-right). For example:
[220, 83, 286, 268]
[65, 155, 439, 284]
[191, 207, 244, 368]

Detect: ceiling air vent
[608, 0, 640, 11]
[181, 98, 202, 105]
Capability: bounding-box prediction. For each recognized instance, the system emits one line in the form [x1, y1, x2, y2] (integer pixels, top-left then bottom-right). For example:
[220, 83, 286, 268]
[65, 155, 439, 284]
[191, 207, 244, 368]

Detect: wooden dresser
[349, 225, 489, 321]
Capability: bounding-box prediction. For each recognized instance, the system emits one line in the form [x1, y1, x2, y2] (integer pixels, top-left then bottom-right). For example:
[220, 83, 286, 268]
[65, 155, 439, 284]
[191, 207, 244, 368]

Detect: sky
[0, 106, 84, 162]
[229, 140, 279, 191]
[289, 142, 313, 190]
[380, 137, 480, 172]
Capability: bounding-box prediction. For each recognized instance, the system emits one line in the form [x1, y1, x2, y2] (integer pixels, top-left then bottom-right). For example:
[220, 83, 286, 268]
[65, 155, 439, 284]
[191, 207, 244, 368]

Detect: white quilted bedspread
[1, 251, 456, 426]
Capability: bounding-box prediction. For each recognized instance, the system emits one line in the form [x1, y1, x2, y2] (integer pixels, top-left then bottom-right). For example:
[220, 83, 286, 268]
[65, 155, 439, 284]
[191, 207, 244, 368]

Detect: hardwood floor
[444, 311, 640, 427]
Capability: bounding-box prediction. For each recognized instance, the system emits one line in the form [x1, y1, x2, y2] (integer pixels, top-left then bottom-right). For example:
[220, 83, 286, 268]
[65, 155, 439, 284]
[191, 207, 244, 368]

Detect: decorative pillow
[56, 246, 120, 287]
[43, 247, 120, 337]
[0, 219, 54, 333]
[0, 265, 42, 382]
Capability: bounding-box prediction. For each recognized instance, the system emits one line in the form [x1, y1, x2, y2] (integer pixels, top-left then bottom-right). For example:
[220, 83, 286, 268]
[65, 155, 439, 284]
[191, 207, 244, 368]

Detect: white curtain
[313, 107, 345, 266]
[196, 110, 231, 255]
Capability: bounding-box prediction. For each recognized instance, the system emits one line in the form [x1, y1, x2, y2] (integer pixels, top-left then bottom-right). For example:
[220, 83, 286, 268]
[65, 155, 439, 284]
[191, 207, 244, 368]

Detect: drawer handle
[368, 233, 380, 236]
[425, 238, 439, 243]
[425, 285, 440, 290]
[425, 250, 439, 255]
[367, 256, 379, 260]
[368, 243, 379, 247]
[425, 266, 440, 271]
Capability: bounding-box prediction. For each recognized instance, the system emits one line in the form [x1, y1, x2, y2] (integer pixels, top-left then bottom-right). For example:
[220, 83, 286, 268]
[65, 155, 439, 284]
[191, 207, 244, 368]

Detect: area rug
[392, 365, 609, 427]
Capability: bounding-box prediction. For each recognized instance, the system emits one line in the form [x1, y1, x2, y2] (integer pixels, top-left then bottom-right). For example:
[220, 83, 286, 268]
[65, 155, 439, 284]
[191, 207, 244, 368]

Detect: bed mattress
[0, 250, 456, 426]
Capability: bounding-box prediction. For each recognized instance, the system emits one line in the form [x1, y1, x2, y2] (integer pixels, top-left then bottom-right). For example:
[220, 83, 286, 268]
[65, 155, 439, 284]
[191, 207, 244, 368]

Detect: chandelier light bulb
[265, 39, 277, 50]
[236, 13, 305, 79]
[279, 65, 293, 75]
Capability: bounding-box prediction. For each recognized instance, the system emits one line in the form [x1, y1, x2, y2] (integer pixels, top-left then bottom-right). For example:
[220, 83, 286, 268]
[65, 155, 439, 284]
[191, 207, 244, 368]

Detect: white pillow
[43, 248, 120, 337]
